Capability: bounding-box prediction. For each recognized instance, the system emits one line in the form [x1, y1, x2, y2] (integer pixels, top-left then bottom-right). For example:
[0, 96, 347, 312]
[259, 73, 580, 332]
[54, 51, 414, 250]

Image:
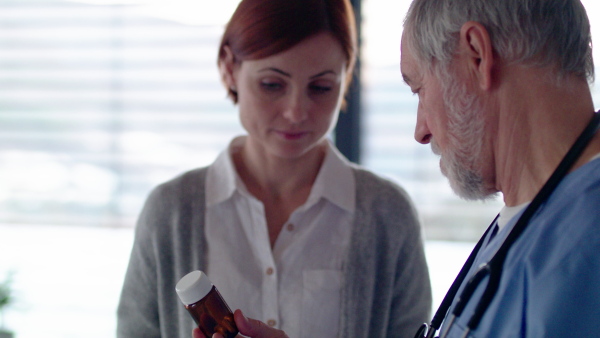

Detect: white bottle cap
[175, 270, 213, 305]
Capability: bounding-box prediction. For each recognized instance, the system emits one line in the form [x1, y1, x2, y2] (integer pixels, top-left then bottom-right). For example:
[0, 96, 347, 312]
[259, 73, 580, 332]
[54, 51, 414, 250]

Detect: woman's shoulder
[350, 166, 412, 202]
[349, 166, 419, 227]
[138, 167, 210, 223]
[348, 167, 423, 252]
[136, 167, 209, 236]
[150, 167, 209, 199]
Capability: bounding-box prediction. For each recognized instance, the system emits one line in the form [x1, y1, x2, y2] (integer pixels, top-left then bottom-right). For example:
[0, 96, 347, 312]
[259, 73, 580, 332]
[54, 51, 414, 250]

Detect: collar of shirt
[205, 136, 355, 214]
[498, 202, 529, 231]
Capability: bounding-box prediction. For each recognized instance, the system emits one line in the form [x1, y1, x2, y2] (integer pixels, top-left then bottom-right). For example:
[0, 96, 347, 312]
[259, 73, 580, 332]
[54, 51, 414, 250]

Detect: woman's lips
[276, 130, 309, 140]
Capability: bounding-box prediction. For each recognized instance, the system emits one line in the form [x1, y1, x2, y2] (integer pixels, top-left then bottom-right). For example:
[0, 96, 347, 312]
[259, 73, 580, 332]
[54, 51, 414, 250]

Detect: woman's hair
[218, 0, 357, 103]
[403, 0, 594, 83]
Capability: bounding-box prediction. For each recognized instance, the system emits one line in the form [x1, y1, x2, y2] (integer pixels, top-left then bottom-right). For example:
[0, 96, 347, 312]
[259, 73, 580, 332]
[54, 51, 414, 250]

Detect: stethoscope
[414, 111, 600, 338]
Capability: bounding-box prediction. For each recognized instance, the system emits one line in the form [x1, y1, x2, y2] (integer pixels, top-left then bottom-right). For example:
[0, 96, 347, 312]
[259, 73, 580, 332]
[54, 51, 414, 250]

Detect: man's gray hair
[403, 0, 594, 82]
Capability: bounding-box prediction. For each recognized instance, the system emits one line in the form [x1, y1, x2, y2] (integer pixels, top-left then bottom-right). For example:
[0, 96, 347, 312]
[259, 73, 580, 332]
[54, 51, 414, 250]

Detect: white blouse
[205, 136, 355, 338]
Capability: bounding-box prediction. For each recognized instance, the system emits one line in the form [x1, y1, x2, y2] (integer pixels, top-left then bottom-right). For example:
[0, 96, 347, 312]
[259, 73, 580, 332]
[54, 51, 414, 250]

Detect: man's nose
[414, 107, 432, 144]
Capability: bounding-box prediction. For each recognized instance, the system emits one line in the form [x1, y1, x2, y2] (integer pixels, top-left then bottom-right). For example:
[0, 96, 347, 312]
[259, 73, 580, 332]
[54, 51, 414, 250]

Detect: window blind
[0, 0, 243, 227]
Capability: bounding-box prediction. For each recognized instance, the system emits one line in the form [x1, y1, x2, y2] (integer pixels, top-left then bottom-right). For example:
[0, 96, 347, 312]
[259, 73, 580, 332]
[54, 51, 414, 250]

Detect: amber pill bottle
[175, 270, 238, 338]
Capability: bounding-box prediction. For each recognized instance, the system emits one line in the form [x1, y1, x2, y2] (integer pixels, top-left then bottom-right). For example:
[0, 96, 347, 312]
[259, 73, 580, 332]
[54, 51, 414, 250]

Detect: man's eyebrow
[402, 73, 411, 85]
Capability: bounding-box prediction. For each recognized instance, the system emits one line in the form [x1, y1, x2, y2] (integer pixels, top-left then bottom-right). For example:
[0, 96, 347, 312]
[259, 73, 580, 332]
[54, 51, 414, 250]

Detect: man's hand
[192, 309, 289, 338]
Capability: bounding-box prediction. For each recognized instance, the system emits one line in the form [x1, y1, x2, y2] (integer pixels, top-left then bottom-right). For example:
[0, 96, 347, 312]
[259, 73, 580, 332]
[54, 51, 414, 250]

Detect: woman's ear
[219, 45, 238, 92]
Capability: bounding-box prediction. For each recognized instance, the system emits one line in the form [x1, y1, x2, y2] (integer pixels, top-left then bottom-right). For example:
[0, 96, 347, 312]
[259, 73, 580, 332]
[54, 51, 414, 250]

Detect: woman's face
[231, 32, 347, 160]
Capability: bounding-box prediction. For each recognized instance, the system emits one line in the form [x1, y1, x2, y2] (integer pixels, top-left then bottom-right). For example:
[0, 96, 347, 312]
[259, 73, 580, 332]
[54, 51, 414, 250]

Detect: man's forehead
[400, 37, 420, 85]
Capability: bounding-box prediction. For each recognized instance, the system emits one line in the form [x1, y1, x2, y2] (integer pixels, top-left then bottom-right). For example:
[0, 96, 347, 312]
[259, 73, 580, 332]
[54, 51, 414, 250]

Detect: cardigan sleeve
[341, 168, 432, 338]
[117, 168, 209, 338]
[117, 185, 168, 338]
[373, 175, 431, 337]
[387, 192, 432, 337]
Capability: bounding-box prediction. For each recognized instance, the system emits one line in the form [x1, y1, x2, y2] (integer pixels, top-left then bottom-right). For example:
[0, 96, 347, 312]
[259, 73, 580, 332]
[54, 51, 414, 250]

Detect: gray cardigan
[117, 166, 432, 338]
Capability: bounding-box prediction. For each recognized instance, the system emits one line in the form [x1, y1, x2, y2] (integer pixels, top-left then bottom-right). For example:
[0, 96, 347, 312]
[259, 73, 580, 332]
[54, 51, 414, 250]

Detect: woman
[117, 0, 432, 337]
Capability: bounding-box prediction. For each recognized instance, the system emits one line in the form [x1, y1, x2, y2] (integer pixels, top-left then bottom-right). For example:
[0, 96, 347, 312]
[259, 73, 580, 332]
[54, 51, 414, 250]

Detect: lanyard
[415, 112, 600, 338]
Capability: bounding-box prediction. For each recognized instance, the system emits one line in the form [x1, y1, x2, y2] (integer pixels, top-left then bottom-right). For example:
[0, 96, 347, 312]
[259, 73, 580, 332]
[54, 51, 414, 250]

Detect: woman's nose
[282, 92, 308, 123]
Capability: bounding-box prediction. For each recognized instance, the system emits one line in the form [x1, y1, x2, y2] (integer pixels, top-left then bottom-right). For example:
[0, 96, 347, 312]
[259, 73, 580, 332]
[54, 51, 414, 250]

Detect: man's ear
[218, 45, 238, 92]
[459, 21, 494, 90]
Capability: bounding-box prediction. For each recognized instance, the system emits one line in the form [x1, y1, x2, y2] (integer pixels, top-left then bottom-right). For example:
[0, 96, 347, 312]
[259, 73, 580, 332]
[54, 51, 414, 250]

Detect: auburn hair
[218, 0, 357, 103]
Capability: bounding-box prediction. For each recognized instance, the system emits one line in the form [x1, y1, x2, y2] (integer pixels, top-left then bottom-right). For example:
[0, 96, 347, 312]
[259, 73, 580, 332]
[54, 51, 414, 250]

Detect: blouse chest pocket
[301, 269, 342, 337]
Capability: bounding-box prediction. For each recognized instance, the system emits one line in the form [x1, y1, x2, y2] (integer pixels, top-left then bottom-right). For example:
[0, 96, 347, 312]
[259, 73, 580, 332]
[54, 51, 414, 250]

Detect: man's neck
[492, 67, 596, 206]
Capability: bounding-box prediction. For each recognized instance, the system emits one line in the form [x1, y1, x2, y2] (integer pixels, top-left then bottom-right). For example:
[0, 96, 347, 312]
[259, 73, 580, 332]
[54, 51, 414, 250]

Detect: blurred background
[1, 0, 599, 336]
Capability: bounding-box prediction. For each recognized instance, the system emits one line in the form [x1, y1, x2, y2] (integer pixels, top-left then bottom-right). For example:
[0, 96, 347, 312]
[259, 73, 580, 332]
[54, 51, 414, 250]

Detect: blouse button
[287, 223, 295, 232]
[267, 319, 276, 327]
[266, 267, 274, 275]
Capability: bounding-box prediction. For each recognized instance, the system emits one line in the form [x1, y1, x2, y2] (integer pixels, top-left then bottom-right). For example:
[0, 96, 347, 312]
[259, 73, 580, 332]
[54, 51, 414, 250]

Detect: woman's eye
[310, 84, 332, 94]
[260, 82, 283, 91]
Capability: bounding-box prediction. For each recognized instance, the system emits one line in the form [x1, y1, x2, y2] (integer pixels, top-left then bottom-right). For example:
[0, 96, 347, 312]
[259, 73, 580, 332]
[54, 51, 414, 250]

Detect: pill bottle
[175, 270, 238, 338]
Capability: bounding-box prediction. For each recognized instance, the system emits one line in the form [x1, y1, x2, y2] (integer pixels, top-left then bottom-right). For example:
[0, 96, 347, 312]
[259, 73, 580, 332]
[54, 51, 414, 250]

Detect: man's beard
[434, 68, 496, 201]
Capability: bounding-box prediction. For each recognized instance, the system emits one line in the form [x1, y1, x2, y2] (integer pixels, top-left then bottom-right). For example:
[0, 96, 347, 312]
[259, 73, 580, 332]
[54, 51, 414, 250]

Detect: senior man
[401, 0, 600, 337]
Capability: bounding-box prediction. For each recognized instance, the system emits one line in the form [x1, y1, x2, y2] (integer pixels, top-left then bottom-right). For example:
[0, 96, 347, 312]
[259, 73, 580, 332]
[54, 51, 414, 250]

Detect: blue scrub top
[441, 157, 600, 338]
